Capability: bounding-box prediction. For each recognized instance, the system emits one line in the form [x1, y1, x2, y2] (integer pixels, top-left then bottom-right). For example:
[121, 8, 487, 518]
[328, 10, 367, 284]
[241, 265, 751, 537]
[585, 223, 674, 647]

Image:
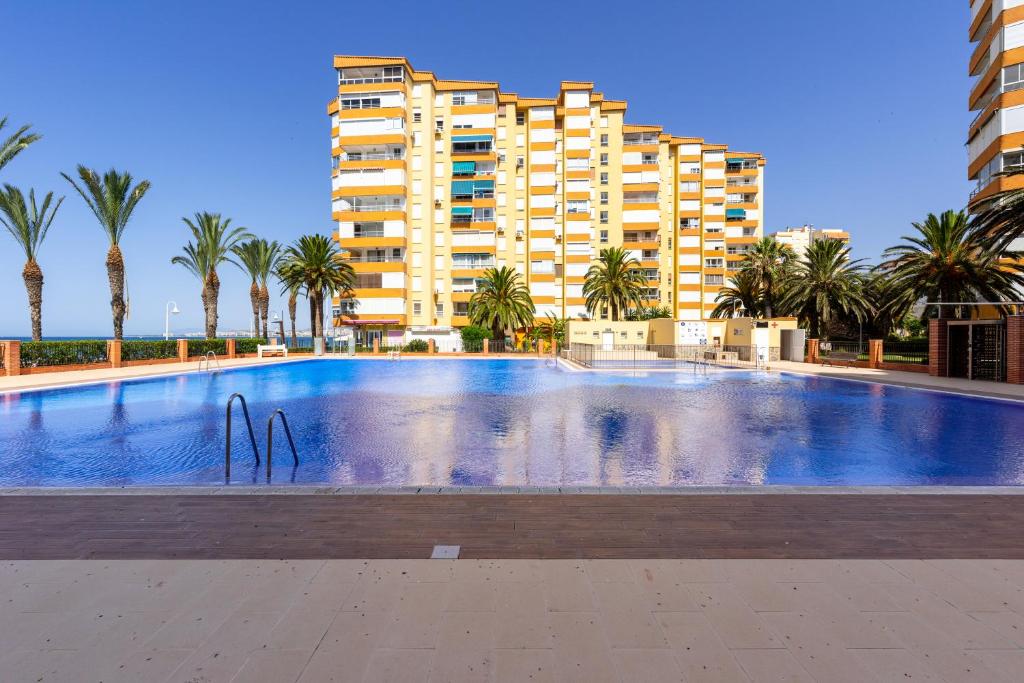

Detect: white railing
[624, 137, 659, 145]
[344, 203, 404, 212]
[339, 75, 404, 85]
[623, 196, 658, 204]
[343, 152, 404, 161]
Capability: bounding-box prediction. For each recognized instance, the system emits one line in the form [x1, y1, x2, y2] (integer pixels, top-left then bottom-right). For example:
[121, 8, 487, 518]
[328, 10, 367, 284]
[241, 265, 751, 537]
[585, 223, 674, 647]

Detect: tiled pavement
[3, 559, 1024, 682]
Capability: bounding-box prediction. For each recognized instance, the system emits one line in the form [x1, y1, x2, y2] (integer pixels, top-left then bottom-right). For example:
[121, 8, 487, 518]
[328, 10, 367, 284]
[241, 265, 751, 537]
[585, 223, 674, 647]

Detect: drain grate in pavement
[431, 544, 460, 559]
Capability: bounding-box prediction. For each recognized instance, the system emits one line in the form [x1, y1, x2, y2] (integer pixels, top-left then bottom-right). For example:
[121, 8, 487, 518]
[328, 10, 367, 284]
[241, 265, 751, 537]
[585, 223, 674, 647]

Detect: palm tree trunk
[764, 282, 773, 319]
[313, 289, 324, 339]
[22, 260, 43, 341]
[288, 292, 297, 346]
[610, 302, 618, 322]
[107, 244, 126, 340]
[308, 293, 317, 342]
[205, 270, 220, 339]
[259, 284, 270, 340]
[248, 281, 259, 337]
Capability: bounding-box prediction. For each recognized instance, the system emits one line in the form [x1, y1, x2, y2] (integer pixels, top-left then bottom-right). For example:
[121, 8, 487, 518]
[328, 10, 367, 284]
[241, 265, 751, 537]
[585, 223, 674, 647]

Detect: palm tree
[468, 266, 535, 340]
[710, 269, 763, 318]
[0, 186, 62, 340]
[61, 166, 151, 340]
[171, 213, 250, 338]
[277, 234, 355, 343]
[531, 314, 567, 350]
[877, 210, 1024, 319]
[779, 239, 871, 339]
[278, 277, 302, 346]
[624, 305, 672, 321]
[739, 237, 793, 318]
[583, 247, 646, 321]
[0, 117, 41, 174]
[863, 272, 916, 339]
[233, 239, 263, 337]
[256, 240, 282, 339]
[970, 166, 1024, 253]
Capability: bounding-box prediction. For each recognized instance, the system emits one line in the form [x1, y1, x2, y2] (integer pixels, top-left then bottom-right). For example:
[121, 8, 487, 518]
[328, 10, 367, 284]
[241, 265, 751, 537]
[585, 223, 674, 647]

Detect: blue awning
[473, 180, 494, 191]
[453, 161, 476, 174]
[451, 180, 474, 194]
[451, 206, 473, 216]
[726, 209, 746, 218]
[727, 158, 753, 166]
[452, 134, 493, 143]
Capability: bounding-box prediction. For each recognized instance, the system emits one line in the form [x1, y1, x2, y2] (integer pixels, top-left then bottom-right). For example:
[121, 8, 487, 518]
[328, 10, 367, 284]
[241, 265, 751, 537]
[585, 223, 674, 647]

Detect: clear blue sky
[0, 0, 971, 337]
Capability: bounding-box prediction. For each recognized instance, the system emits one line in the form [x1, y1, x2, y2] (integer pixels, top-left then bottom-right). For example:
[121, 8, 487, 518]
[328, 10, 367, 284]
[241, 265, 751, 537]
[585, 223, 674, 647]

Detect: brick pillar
[868, 339, 883, 369]
[428, 339, 435, 354]
[107, 340, 122, 369]
[483, 338, 489, 355]
[225, 338, 236, 359]
[1007, 315, 1024, 384]
[805, 338, 818, 364]
[2, 340, 21, 376]
[928, 319, 949, 377]
[177, 339, 189, 363]
[372, 337, 379, 354]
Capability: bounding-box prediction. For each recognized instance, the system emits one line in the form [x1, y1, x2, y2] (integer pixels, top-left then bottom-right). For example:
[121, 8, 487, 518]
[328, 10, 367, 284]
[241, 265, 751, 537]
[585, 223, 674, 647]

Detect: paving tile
[298, 610, 391, 682]
[493, 649, 557, 683]
[383, 582, 448, 649]
[759, 612, 878, 683]
[772, 582, 897, 648]
[429, 612, 496, 682]
[689, 583, 781, 649]
[968, 649, 1024, 682]
[548, 611, 618, 683]
[883, 560, 1010, 612]
[542, 561, 595, 612]
[591, 581, 669, 648]
[443, 580, 497, 612]
[732, 648, 815, 683]
[584, 559, 635, 583]
[167, 610, 285, 682]
[362, 648, 434, 683]
[494, 581, 552, 649]
[100, 648, 195, 683]
[612, 648, 685, 681]
[966, 609, 1024, 647]
[233, 649, 313, 683]
[632, 560, 700, 611]
[849, 648, 942, 682]
[656, 611, 751, 682]
[875, 581, 1015, 649]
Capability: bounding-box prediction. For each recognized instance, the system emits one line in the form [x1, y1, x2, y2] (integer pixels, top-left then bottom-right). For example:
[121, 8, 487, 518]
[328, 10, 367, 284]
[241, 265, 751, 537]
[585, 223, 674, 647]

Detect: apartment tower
[329, 56, 765, 346]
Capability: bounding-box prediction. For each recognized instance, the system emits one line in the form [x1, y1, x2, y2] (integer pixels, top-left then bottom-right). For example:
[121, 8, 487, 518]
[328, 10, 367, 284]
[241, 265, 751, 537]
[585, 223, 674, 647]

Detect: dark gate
[947, 320, 1006, 381]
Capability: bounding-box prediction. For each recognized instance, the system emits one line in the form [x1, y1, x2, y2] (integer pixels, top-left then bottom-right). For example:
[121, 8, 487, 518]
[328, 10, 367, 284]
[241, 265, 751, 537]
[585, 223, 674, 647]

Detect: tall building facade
[329, 56, 765, 345]
[968, 0, 1024, 205]
[770, 226, 850, 259]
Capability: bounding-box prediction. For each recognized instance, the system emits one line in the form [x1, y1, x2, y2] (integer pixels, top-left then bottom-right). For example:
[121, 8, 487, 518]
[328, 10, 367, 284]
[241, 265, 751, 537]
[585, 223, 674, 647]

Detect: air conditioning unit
[496, 226, 505, 234]
[515, 230, 524, 240]
[434, 199, 442, 208]
[555, 234, 562, 242]
[516, 158, 524, 169]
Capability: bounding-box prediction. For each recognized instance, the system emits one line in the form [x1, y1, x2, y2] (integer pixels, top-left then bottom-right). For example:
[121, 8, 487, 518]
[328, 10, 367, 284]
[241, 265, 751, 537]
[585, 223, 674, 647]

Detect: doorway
[947, 320, 1006, 381]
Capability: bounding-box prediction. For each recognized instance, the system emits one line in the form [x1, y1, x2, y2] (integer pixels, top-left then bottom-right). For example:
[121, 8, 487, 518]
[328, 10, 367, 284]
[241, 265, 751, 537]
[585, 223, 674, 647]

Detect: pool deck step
[1, 494, 1023, 560]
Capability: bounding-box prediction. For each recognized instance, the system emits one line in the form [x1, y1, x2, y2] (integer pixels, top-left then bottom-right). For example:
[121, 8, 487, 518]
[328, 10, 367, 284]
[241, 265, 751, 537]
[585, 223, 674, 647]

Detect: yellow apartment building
[328, 55, 766, 347]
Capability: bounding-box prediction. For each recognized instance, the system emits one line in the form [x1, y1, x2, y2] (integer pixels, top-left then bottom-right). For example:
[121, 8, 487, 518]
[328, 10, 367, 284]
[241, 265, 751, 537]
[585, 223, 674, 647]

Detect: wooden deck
[2, 494, 1023, 559]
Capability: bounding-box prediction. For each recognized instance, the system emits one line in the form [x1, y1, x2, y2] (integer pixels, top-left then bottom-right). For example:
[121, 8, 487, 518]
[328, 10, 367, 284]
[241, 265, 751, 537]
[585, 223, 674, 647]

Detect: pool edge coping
[3, 485, 1024, 496]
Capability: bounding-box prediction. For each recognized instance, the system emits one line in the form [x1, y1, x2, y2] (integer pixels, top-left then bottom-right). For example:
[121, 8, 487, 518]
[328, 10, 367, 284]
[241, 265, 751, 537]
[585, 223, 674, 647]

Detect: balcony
[624, 134, 659, 146]
[341, 149, 404, 162]
[338, 66, 404, 85]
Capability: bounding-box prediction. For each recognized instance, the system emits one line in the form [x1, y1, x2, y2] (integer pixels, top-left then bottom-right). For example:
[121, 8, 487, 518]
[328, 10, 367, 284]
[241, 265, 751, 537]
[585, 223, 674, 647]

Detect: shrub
[403, 339, 429, 353]
[121, 340, 178, 361]
[20, 340, 108, 367]
[187, 339, 227, 357]
[235, 338, 267, 354]
[460, 325, 490, 353]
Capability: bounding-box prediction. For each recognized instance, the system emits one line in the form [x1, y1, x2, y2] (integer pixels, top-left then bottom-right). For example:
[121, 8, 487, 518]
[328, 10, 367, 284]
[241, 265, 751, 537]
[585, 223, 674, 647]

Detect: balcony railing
[624, 196, 658, 204]
[624, 235, 658, 243]
[351, 230, 386, 238]
[339, 75, 404, 85]
[342, 253, 403, 262]
[624, 137, 659, 146]
[343, 203, 404, 212]
[342, 151, 404, 161]
[453, 260, 495, 269]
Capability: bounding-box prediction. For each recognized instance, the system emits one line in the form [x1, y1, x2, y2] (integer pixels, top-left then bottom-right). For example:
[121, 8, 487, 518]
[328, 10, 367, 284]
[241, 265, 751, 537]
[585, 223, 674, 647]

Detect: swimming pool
[1, 359, 1022, 487]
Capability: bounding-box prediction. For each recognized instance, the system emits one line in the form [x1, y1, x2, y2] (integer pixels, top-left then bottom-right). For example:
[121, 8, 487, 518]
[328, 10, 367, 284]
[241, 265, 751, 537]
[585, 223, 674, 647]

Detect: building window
[412, 109, 422, 123]
[600, 230, 609, 243]
[413, 301, 422, 315]
[435, 302, 444, 316]
[1005, 63, 1024, 92]
[600, 153, 608, 165]
[599, 211, 608, 224]
[704, 274, 724, 286]
[340, 97, 381, 110]
[600, 134, 608, 146]
[435, 118, 444, 132]
[600, 192, 608, 204]
[600, 172, 608, 185]
[516, 113, 525, 125]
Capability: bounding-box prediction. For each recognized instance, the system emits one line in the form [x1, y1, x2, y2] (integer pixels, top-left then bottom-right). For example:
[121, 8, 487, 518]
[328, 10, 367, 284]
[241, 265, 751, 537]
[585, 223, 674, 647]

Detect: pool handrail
[225, 392, 260, 479]
[198, 351, 221, 373]
[266, 408, 299, 482]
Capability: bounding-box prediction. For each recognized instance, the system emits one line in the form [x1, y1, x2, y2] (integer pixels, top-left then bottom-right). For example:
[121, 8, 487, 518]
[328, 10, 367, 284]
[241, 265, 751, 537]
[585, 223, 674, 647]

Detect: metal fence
[817, 340, 867, 361]
[883, 340, 929, 365]
[566, 343, 778, 370]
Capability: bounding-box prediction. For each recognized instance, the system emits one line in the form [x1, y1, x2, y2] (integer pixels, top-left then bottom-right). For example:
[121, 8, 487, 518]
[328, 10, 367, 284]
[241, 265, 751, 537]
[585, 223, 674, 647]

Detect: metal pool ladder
[225, 393, 260, 478]
[266, 409, 299, 481]
[198, 351, 221, 373]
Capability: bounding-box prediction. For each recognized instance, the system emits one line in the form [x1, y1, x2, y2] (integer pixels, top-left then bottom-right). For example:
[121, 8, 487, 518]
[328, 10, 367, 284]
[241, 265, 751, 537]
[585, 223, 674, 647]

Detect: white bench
[257, 344, 288, 358]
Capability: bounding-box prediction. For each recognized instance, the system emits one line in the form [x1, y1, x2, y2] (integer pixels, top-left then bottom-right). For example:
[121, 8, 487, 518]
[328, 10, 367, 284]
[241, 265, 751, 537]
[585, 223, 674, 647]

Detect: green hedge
[20, 340, 108, 367]
[121, 340, 178, 361]
[404, 339, 429, 352]
[186, 339, 227, 357]
[235, 337, 267, 354]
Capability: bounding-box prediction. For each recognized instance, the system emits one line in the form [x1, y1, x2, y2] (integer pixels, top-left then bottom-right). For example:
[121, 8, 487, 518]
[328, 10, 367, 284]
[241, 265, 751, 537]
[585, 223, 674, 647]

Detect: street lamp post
[164, 301, 180, 340]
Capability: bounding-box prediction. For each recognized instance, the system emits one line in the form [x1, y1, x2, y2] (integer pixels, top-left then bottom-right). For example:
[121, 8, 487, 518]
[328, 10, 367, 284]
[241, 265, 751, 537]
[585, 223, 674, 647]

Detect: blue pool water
[1, 359, 1023, 487]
